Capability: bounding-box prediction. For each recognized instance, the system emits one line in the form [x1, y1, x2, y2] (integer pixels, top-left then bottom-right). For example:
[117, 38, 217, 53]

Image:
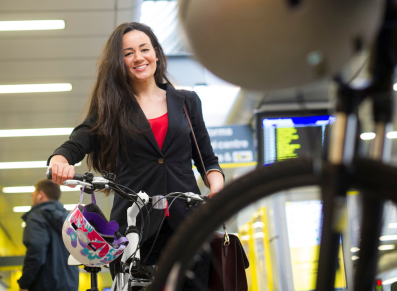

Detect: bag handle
[183, 102, 229, 243]
[79, 186, 97, 205]
[223, 223, 230, 245]
[183, 103, 210, 188]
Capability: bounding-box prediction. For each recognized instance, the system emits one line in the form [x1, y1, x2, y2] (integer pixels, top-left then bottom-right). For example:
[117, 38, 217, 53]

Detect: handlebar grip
[46, 169, 52, 180]
[46, 169, 85, 182]
[73, 174, 85, 181]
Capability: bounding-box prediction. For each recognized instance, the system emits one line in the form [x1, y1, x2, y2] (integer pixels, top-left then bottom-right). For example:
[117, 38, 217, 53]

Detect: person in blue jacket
[18, 179, 79, 291]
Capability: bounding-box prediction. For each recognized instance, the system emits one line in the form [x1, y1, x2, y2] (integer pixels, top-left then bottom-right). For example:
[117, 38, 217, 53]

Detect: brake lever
[64, 180, 93, 187]
[183, 192, 204, 202]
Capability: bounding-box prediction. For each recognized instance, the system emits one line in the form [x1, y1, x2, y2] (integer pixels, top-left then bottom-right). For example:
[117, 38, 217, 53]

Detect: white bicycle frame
[111, 191, 151, 291]
[62, 178, 204, 291]
[111, 191, 204, 290]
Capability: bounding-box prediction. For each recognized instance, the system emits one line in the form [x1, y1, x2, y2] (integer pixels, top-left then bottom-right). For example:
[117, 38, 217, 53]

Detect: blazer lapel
[129, 101, 163, 156]
[161, 85, 186, 154]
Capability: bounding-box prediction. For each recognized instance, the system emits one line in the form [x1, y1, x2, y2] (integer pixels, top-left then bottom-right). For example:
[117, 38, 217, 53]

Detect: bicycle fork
[316, 81, 361, 291]
[316, 64, 394, 291]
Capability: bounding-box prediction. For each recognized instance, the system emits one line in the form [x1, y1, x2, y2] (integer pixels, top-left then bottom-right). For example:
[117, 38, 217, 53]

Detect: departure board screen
[257, 112, 336, 166]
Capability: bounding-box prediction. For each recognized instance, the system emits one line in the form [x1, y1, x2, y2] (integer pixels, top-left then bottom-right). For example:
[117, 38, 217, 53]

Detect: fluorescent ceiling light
[351, 255, 359, 261]
[379, 245, 395, 251]
[14, 204, 77, 213]
[380, 235, 397, 241]
[253, 232, 264, 238]
[388, 223, 397, 228]
[0, 128, 73, 137]
[13, 206, 32, 213]
[383, 277, 397, 285]
[64, 204, 78, 211]
[0, 83, 72, 94]
[394, 83, 397, 91]
[3, 186, 80, 193]
[3, 186, 35, 193]
[360, 132, 376, 140]
[350, 247, 360, 252]
[0, 161, 81, 169]
[252, 222, 264, 228]
[387, 131, 397, 139]
[0, 20, 65, 31]
[240, 235, 250, 241]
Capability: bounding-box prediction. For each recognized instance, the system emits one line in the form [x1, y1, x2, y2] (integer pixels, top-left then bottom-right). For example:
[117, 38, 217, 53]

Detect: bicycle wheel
[147, 157, 397, 291]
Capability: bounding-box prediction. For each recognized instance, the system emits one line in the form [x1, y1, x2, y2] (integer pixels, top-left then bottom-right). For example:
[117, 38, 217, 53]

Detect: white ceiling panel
[1, 0, 116, 12]
[0, 37, 107, 60]
[0, 11, 115, 37]
[0, 60, 97, 81]
[118, 0, 140, 9]
[0, 111, 86, 131]
[0, 136, 77, 161]
[0, 102, 92, 130]
[116, 9, 139, 25]
[0, 58, 97, 81]
[0, 92, 90, 114]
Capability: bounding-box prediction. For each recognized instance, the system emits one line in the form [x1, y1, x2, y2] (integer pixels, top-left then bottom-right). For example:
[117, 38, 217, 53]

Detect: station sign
[207, 125, 256, 167]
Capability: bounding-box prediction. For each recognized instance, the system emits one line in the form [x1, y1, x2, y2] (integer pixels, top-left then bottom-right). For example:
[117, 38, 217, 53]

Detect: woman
[47, 22, 224, 288]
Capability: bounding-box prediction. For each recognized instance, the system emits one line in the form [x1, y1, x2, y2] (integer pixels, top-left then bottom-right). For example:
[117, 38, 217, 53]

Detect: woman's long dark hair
[86, 22, 172, 182]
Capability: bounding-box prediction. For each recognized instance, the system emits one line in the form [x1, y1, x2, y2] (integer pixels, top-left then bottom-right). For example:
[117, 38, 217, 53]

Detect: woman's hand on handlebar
[207, 171, 224, 199]
[48, 155, 76, 187]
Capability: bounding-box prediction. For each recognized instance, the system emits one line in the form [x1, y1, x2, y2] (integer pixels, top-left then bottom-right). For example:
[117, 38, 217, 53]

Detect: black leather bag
[184, 103, 249, 290]
[208, 226, 249, 291]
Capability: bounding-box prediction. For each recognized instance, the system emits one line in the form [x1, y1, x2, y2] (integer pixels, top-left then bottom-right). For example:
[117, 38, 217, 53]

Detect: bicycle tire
[147, 157, 397, 291]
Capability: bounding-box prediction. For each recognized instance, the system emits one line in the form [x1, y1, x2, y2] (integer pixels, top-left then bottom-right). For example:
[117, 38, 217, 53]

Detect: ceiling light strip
[0, 161, 81, 169]
[380, 235, 397, 241]
[383, 277, 397, 285]
[360, 132, 376, 140]
[379, 245, 395, 251]
[13, 206, 32, 213]
[13, 203, 77, 213]
[0, 128, 73, 137]
[0, 20, 65, 31]
[359, 131, 397, 140]
[0, 83, 72, 94]
[3, 186, 80, 193]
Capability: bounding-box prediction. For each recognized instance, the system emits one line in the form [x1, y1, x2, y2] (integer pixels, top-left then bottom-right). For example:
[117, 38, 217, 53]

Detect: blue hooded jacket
[18, 201, 79, 291]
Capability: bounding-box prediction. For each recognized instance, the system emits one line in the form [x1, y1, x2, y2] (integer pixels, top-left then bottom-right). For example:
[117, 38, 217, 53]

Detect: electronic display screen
[256, 110, 336, 166]
[285, 200, 347, 291]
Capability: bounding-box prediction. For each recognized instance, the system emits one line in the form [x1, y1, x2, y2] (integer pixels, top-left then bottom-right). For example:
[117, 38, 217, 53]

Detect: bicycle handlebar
[46, 168, 86, 182]
[46, 169, 205, 206]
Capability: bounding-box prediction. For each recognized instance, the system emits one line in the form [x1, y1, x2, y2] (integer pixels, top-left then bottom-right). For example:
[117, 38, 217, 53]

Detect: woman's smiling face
[123, 30, 158, 84]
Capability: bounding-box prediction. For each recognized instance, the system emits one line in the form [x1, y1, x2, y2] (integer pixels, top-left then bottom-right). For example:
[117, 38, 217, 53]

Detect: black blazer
[48, 84, 223, 238]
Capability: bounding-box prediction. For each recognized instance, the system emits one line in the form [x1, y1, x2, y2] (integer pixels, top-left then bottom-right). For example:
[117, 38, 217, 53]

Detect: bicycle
[47, 169, 206, 291]
[144, 1, 397, 291]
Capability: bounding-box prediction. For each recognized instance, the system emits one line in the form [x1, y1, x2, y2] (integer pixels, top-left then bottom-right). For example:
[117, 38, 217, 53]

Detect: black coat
[18, 201, 79, 291]
[49, 84, 223, 238]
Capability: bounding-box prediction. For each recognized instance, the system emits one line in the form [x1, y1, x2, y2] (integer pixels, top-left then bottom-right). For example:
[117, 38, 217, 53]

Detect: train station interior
[1, 1, 397, 290]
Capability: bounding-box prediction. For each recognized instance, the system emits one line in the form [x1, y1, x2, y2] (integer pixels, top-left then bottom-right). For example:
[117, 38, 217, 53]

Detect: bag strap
[184, 101, 229, 238]
[79, 186, 97, 205]
[183, 102, 210, 188]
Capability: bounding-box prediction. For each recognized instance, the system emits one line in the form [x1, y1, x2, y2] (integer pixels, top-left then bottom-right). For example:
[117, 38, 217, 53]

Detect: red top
[148, 112, 168, 150]
[148, 112, 169, 217]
